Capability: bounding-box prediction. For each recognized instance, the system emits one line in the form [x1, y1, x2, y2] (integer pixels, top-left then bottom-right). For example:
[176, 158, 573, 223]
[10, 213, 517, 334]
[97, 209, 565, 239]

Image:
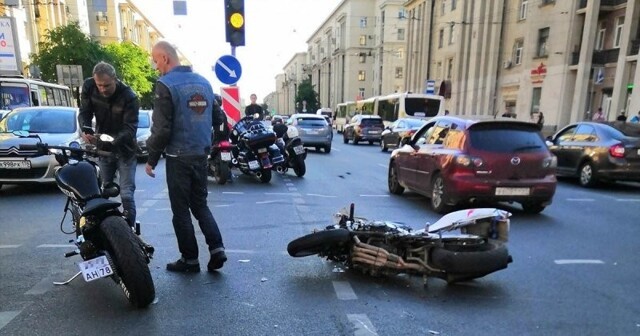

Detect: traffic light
[225, 0, 245, 47]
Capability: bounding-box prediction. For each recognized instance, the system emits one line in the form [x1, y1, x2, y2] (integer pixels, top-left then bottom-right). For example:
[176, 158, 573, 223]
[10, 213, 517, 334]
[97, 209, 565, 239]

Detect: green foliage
[103, 41, 157, 100]
[295, 78, 319, 113]
[30, 22, 110, 82]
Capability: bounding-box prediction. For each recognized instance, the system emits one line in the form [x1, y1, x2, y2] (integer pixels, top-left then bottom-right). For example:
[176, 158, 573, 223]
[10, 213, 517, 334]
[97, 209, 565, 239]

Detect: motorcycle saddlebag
[461, 218, 509, 242]
[243, 130, 277, 150]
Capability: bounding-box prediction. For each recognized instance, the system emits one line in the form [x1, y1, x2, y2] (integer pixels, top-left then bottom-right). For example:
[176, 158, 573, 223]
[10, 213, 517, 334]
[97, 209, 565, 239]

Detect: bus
[335, 101, 356, 133]
[0, 76, 74, 112]
[375, 92, 445, 124]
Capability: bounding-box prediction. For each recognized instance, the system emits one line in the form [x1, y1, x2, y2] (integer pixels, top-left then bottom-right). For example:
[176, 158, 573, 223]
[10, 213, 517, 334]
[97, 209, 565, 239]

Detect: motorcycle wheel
[293, 156, 306, 177]
[430, 239, 511, 281]
[259, 169, 272, 183]
[214, 157, 229, 185]
[101, 216, 155, 308]
[287, 229, 350, 257]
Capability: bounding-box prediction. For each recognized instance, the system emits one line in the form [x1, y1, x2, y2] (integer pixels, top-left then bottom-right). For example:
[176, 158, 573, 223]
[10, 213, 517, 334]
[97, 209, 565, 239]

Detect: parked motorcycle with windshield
[230, 114, 284, 183]
[273, 123, 307, 177]
[288, 203, 512, 285]
[16, 131, 155, 308]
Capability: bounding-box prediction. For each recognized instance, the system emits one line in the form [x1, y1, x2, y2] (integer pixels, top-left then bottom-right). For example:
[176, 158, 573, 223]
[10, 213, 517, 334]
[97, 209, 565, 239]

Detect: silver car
[0, 106, 81, 189]
[288, 113, 333, 153]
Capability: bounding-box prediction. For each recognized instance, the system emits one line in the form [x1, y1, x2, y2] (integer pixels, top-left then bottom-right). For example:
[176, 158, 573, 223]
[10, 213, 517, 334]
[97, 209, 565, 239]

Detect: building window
[358, 71, 366, 81]
[441, 0, 446, 15]
[359, 53, 366, 63]
[451, 0, 456, 10]
[438, 29, 444, 48]
[596, 22, 605, 51]
[360, 17, 367, 28]
[437, 61, 443, 79]
[519, 0, 528, 20]
[531, 87, 542, 114]
[358, 88, 365, 98]
[449, 24, 455, 45]
[359, 35, 367, 46]
[395, 67, 403, 79]
[398, 9, 406, 19]
[396, 48, 404, 59]
[614, 16, 624, 48]
[514, 39, 523, 65]
[537, 27, 549, 57]
[541, 0, 555, 5]
[447, 58, 453, 79]
[397, 28, 405, 40]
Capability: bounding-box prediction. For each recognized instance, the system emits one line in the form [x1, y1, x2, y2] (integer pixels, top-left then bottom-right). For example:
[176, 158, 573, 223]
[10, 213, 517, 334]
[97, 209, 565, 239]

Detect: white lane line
[24, 277, 54, 295]
[293, 198, 305, 204]
[156, 208, 172, 211]
[222, 191, 244, 195]
[332, 281, 357, 300]
[615, 198, 640, 202]
[0, 245, 21, 249]
[359, 194, 389, 197]
[37, 244, 75, 248]
[285, 183, 295, 187]
[255, 200, 284, 204]
[307, 193, 337, 198]
[554, 259, 605, 265]
[0, 310, 21, 331]
[225, 249, 256, 254]
[265, 192, 296, 196]
[331, 147, 341, 152]
[566, 198, 595, 202]
[288, 187, 298, 191]
[347, 314, 378, 336]
[214, 204, 232, 207]
[377, 164, 386, 168]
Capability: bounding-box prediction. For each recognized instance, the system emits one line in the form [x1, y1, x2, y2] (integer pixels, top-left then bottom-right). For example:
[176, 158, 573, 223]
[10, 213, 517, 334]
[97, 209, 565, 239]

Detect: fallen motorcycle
[17, 131, 155, 308]
[287, 203, 512, 285]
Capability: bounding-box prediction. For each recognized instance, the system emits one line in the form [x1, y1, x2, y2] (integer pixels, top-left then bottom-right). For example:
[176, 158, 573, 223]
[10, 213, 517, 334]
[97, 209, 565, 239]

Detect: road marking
[225, 249, 256, 254]
[0, 310, 21, 331]
[293, 198, 305, 204]
[331, 147, 341, 152]
[288, 187, 298, 192]
[347, 314, 378, 335]
[615, 198, 640, 202]
[214, 204, 232, 207]
[0, 245, 21, 249]
[265, 192, 296, 196]
[285, 183, 295, 187]
[156, 208, 172, 211]
[255, 200, 284, 204]
[307, 193, 337, 198]
[24, 277, 54, 295]
[222, 191, 244, 195]
[554, 259, 605, 265]
[566, 198, 595, 202]
[332, 281, 357, 300]
[359, 194, 389, 197]
[37, 244, 75, 248]
[377, 164, 386, 168]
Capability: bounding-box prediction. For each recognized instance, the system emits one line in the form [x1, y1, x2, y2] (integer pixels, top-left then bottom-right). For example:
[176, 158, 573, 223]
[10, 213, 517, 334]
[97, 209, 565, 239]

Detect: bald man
[146, 41, 227, 273]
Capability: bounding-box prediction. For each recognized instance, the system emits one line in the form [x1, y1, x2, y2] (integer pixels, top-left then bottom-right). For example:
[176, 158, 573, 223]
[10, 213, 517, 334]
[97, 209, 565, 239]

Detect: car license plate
[495, 187, 530, 196]
[368, 131, 380, 134]
[248, 160, 260, 170]
[220, 152, 232, 161]
[0, 160, 31, 169]
[78, 255, 113, 282]
[293, 145, 305, 155]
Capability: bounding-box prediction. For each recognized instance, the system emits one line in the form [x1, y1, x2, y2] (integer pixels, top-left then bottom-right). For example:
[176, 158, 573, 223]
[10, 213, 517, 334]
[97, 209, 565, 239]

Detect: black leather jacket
[78, 78, 139, 158]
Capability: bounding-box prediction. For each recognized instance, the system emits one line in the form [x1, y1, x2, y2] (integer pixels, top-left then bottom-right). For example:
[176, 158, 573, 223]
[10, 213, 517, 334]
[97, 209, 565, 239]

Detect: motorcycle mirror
[99, 134, 115, 142]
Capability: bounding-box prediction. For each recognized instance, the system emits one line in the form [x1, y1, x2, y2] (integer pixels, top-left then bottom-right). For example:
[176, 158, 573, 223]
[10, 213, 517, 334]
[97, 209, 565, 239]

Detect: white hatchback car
[0, 106, 81, 190]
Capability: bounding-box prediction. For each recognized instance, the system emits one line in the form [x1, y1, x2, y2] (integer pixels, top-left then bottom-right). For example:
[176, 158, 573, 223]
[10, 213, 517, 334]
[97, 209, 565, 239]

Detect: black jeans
[166, 155, 224, 261]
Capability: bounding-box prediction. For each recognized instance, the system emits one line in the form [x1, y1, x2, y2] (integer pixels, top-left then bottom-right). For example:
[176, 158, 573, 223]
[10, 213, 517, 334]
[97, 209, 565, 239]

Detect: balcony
[578, 0, 626, 10]
[592, 48, 619, 65]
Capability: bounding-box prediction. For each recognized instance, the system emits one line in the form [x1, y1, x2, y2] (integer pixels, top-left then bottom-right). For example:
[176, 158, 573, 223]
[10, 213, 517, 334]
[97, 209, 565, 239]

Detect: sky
[131, 0, 342, 103]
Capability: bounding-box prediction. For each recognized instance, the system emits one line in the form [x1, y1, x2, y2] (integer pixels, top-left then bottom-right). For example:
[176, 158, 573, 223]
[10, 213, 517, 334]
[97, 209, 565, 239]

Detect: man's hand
[81, 133, 97, 145]
[145, 163, 155, 178]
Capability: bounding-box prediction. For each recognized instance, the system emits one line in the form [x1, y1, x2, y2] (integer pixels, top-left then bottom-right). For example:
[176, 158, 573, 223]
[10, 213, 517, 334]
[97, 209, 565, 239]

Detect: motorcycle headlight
[69, 141, 81, 149]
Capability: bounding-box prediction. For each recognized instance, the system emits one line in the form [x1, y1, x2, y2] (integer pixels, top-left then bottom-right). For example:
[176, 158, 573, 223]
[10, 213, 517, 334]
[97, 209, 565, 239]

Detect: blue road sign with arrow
[214, 55, 242, 85]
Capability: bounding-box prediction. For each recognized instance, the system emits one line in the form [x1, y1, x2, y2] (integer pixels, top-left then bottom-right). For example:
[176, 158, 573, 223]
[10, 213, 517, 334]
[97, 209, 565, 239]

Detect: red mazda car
[388, 116, 557, 214]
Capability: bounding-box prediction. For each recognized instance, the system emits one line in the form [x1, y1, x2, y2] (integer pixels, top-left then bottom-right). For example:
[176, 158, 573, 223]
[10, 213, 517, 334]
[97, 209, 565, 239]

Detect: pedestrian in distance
[145, 40, 227, 273]
[536, 111, 545, 129]
[616, 111, 627, 122]
[592, 107, 605, 121]
[78, 61, 140, 228]
[244, 93, 264, 120]
[630, 111, 640, 123]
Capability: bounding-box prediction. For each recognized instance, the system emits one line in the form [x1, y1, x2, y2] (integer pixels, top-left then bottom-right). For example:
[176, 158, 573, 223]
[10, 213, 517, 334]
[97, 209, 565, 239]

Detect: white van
[316, 108, 333, 125]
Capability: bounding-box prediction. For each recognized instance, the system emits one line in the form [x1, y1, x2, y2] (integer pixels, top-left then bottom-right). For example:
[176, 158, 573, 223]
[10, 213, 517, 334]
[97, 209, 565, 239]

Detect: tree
[295, 78, 319, 113]
[103, 42, 157, 108]
[30, 22, 110, 82]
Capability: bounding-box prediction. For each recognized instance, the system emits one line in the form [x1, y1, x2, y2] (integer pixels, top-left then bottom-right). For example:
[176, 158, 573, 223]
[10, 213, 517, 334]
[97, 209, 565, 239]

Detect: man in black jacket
[244, 93, 263, 120]
[78, 61, 140, 228]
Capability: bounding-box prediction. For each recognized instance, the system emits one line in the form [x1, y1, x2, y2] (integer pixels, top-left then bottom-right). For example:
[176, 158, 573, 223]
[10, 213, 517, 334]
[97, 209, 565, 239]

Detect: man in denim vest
[145, 41, 226, 273]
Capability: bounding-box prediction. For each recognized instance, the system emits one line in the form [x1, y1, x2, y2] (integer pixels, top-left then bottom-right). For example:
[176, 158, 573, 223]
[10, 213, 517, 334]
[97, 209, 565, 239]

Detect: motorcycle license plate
[293, 145, 305, 155]
[248, 160, 260, 170]
[78, 255, 113, 282]
[220, 152, 232, 161]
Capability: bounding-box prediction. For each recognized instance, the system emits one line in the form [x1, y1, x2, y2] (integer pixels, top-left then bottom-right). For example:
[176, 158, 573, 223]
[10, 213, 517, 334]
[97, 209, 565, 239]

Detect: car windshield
[139, 112, 150, 128]
[361, 118, 383, 126]
[469, 125, 546, 153]
[405, 119, 426, 128]
[0, 109, 76, 134]
[298, 118, 327, 127]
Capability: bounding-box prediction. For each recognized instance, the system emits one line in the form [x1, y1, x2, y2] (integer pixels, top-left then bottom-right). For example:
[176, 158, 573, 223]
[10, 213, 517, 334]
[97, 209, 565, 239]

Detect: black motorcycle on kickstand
[16, 131, 156, 308]
[273, 125, 307, 177]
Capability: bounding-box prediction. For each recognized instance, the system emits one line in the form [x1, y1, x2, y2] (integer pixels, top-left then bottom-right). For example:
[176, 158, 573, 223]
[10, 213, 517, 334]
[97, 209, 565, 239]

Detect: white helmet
[286, 125, 299, 138]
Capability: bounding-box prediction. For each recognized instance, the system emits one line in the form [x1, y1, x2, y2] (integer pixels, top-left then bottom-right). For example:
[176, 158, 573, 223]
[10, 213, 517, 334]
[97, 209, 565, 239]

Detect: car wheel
[353, 136, 360, 145]
[343, 134, 348, 144]
[430, 174, 452, 214]
[380, 139, 388, 152]
[578, 161, 597, 187]
[521, 202, 546, 214]
[368, 141, 374, 145]
[387, 161, 404, 195]
[324, 145, 331, 153]
[315, 146, 321, 152]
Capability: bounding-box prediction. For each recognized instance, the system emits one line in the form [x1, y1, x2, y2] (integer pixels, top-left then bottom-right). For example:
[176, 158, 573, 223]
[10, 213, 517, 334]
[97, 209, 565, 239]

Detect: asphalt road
[1, 135, 639, 336]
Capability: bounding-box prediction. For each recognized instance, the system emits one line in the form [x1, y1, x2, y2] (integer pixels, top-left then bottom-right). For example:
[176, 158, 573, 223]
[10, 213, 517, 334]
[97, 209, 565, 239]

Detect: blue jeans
[99, 154, 137, 226]
[166, 155, 224, 261]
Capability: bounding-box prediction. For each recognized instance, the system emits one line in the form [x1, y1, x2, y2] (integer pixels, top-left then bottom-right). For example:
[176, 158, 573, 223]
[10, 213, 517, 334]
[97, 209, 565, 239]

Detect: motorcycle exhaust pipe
[231, 158, 238, 165]
[256, 172, 262, 179]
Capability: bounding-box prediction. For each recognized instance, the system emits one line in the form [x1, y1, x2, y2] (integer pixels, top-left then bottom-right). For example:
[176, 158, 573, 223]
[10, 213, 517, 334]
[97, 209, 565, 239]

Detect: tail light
[453, 155, 484, 174]
[609, 143, 625, 158]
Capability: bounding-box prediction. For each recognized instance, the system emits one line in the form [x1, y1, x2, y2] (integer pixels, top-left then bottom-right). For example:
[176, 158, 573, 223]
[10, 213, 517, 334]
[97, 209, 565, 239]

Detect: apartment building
[280, 52, 307, 114]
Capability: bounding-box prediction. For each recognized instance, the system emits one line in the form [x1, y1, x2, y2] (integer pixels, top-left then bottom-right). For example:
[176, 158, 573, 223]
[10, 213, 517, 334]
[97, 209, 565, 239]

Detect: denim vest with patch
[159, 66, 213, 156]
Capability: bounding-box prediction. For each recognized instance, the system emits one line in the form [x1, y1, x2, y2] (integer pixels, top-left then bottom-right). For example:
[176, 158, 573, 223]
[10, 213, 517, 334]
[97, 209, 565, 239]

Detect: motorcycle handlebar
[19, 143, 112, 158]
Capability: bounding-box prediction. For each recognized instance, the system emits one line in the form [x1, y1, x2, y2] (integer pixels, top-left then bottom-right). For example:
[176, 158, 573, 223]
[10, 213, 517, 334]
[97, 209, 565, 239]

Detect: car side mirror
[545, 140, 554, 147]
